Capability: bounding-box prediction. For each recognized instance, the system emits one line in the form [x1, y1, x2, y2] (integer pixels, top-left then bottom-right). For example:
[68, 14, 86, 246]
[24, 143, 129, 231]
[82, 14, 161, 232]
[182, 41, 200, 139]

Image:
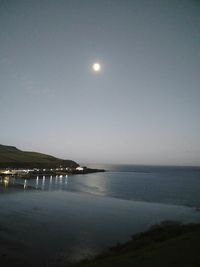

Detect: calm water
[0, 165, 200, 266]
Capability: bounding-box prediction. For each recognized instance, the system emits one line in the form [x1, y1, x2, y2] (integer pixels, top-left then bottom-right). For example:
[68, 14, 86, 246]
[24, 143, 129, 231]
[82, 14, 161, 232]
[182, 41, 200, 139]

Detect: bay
[0, 164, 200, 266]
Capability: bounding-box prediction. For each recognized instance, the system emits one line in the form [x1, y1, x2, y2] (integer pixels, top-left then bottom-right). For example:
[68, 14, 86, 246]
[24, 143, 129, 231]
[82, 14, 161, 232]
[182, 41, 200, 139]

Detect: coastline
[1, 165, 200, 267]
[1, 221, 200, 267]
[70, 222, 200, 267]
[0, 167, 106, 191]
[0, 187, 200, 267]
[0, 167, 106, 179]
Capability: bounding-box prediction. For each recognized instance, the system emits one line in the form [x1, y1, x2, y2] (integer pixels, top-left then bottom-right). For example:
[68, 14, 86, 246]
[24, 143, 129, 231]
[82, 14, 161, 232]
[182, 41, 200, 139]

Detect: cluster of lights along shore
[0, 166, 84, 175]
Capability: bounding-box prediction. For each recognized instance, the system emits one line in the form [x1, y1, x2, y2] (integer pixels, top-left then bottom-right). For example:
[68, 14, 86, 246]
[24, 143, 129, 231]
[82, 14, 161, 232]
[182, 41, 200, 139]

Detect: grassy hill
[72, 222, 200, 267]
[0, 144, 78, 168]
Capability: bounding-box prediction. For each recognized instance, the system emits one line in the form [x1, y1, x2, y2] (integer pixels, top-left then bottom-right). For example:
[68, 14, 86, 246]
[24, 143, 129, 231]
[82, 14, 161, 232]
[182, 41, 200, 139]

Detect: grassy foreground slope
[0, 144, 78, 168]
[72, 222, 200, 267]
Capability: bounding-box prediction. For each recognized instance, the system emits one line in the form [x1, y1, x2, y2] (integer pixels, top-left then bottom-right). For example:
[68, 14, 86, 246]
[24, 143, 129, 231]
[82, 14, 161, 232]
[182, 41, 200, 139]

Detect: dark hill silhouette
[0, 144, 78, 168]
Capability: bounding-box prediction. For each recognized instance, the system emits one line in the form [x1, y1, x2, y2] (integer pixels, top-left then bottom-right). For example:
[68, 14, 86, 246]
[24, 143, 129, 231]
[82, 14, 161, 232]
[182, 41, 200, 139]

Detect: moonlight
[92, 62, 101, 72]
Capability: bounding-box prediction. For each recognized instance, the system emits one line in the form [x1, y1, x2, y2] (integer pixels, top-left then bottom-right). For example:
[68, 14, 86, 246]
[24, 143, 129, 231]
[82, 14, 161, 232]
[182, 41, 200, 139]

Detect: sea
[0, 164, 200, 266]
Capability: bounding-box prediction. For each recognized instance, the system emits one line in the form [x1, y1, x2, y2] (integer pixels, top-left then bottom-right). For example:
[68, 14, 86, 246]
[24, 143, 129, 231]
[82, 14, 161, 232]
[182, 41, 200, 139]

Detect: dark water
[0, 165, 200, 266]
[13, 164, 200, 207]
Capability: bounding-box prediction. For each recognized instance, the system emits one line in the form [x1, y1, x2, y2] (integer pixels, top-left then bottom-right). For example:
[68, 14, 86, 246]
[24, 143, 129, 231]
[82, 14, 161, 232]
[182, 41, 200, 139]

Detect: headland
[0, 144, 105, 179]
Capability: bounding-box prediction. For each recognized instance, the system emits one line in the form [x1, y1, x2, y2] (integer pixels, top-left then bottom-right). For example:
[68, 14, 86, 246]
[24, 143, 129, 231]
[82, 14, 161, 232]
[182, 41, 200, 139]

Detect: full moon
[93, 62, 101, 72]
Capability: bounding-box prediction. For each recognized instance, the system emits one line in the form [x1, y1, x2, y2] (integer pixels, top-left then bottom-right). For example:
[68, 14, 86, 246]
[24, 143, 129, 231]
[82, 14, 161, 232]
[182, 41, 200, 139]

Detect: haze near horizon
[0, 0, 199, 166]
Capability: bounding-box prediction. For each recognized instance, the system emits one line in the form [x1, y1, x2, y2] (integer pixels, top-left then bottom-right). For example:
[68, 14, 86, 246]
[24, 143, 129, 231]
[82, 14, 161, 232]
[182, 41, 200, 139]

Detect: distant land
[0, 144, 78, 168]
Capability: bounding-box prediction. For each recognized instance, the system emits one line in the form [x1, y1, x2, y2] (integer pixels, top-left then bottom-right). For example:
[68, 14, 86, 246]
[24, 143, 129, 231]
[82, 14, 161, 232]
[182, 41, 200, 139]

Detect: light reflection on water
[0, 175, 70, 191]
[1, 168, 200, 266]
[1, 168, 200, 208]
[0, 185, 200, 266]
[0, 176, 16, 188]
[0, 174, 109, 201]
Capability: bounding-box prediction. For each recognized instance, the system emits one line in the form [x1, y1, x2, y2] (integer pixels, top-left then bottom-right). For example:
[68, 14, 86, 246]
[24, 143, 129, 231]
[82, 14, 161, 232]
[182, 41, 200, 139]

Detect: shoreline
[0, 167, 106, 179]
[0, 186, 200, 266]
[1, 177, 200, 212]
[1, 221, 200, 267]
[70, 222, 200, 267]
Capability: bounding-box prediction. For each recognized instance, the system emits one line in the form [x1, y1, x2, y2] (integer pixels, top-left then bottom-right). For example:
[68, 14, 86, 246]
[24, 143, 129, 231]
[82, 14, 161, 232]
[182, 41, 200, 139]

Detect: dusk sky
[0, 0, 199, 166]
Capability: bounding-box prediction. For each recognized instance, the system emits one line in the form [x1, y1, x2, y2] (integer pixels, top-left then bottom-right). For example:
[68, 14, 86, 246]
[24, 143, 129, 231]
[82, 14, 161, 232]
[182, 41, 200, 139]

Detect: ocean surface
[0, 164, 200, 266]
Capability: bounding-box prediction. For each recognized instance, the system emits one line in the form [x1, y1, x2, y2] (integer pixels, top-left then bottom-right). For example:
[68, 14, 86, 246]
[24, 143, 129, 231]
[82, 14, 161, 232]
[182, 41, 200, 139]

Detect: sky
[0, 0, 200, 166]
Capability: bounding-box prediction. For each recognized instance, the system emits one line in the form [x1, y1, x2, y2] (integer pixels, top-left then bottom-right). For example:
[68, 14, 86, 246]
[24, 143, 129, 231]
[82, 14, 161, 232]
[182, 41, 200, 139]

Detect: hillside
[0, 144, 78, 168]
[72, 222, 200, 267]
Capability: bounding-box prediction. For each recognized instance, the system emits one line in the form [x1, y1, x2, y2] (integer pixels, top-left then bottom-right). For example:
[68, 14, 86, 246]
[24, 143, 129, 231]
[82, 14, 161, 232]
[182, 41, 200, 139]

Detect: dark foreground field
[1, 222, 200, 267]
[70, 222, 200, 267]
